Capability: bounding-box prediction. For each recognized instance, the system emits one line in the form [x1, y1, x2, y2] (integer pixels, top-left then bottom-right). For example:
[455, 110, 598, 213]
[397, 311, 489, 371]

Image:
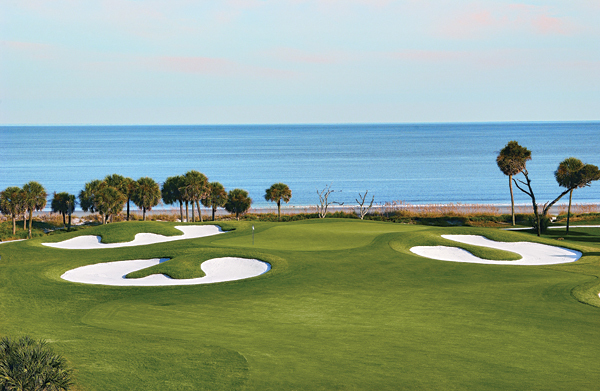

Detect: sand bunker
[43, 225, 224, 249]
[410, 235, 581, 265]
[61, 257, 270, 286]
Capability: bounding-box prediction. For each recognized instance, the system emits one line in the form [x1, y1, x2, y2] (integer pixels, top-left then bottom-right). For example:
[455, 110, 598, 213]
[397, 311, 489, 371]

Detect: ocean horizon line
[2, 120, 600, 128]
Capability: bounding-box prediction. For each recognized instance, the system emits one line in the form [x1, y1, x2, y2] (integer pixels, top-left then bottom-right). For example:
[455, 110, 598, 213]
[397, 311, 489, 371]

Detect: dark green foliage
[131, 177, 161, 221]
[529, 214, 551, 233]
[182, 171, 208, 222]
[161, 175, 186, 222]
[0, 336, 73, 391]
[50, 192, 76, 229]
[264, 183, 292, 221]
[555, 158, 600, 234]
[225, 189, 252, 220]
[497, 141, 532, 226]
[22, 181, 47, 239]
[0, 187, 25, 235]
[201, 182, 228, 221]
[78, 179, 126, 224]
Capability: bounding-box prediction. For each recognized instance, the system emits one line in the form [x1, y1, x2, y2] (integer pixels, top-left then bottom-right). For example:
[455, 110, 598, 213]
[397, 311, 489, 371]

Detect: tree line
[497, 141, 600, 236]
[0, 172, 294, 237]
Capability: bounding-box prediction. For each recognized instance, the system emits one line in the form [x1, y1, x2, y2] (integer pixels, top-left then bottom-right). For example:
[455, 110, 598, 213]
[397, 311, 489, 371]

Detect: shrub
[529, 215, 551, 233]
[0, 336, 73, 391]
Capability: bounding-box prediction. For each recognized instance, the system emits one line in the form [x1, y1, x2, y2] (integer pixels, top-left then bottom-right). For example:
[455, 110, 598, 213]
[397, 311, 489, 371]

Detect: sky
[1, 0, 599, 125]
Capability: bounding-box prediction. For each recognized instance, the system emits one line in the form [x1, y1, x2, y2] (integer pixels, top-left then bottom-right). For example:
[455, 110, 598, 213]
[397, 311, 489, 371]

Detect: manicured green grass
[1, 219, 600, 390]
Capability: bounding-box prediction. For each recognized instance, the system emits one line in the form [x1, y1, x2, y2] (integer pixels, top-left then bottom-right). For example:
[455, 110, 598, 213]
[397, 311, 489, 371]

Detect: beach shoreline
[27, 201, 600, 218]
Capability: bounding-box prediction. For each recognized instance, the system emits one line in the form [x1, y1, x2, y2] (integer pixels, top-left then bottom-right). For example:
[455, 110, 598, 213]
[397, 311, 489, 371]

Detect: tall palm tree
[497, 141, 531, 225]
[264, 183, 292, 221]
[64, 193, 76, 230]
[0, 186, 24, 235]
[555, 158, 600, 234]
[182, 170, 208, 222]
[104, 174, 129, 222]
[51, 192, 76, 228]
[162, 176, 186, 222]
[201, 182, 228, 221]
[95, 186, 127, 224]
[131, 177, 161, 221]
[79, 179, 103, 221]
[124, 177, 137, 221]
[225, 189, 252, 220]
[0, 335, 73, 391]
[22, 181, 47, 239]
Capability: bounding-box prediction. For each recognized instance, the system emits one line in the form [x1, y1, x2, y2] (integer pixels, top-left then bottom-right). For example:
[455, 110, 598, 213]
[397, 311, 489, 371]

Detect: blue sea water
[1, 122, 599, 210]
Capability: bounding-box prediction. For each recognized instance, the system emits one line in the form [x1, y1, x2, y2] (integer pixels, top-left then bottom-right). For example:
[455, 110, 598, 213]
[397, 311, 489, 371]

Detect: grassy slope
[0, 220, 599, 390]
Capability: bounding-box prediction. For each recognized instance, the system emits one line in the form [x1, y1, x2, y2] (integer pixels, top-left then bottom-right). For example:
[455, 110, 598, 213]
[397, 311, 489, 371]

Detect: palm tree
[79, 179, 103, 220]
[264, 183, 292, 221]
[131, 177, 161, 221]
[124, 177, 137, 221]
[162, 176, 186, 222]
[182, 170, 208, 222]
[95, 186, 127, 224]
[0, 186, 24, 235]
[555, 158, 600, 234]
[64, 193, 76, 230]
[225, 189, 252, 220]
[51, 192, 76, 228]
[0, 335, 73, 391]
[104, 174, 129, 222]
[201, 182, 228, 221]
[497, 141, 531, 225]
[22, 181, 47, 239]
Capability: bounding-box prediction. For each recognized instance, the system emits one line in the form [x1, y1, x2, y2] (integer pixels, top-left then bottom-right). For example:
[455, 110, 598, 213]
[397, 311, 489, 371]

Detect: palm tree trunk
[566, 189, 573, 235]
[23, 211, 27, 230]
[179, 201, 184, 223]
[212, 206, 216, 221]
[277, 200, 281, 221]
[143, 207, 146, 221]
[67, 212, 72, 230]
[196, 201, 203, 222]
[102, 214, 106, 225]
[62, 212, 66, 227]
[12, 216, 16, 235]
[185, 201, 189, 222]
[28, 209, 33, 239]
[127, 199, 130, 221]
[509, 174, 515, 226]
[191, 202, 195, 222]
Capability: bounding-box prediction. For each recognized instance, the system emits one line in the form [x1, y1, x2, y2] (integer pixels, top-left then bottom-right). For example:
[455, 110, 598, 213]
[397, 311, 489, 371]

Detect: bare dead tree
[356, 190, 374, 220]
[316, 184, 343, 218]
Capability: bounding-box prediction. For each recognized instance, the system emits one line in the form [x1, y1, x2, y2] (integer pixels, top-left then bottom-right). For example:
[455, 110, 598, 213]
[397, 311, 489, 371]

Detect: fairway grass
[1, 219, 600, 390]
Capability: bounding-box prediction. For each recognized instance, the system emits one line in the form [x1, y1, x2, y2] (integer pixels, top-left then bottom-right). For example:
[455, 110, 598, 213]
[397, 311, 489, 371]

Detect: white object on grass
[42, 225, 224, 249]
[410, 235, 581, 265]
[61, 257, 270, 286]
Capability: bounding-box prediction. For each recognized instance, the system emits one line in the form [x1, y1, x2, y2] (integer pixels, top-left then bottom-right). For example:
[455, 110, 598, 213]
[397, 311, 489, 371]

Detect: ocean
[1, 122, 599, 210]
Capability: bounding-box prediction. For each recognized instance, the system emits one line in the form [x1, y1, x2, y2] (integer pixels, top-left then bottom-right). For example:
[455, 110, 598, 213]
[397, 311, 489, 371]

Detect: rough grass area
[1, 219, 599, 390]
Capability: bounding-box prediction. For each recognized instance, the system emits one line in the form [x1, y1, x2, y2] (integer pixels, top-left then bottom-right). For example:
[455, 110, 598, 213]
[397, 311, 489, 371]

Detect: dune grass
[1, 219, 600, 390]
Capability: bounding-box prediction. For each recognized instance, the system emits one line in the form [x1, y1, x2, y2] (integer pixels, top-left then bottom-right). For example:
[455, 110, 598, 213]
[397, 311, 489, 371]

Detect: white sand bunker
[61, 257, 270, 286]
[410, 235, 581, 265]
[43, 225, 224, 249]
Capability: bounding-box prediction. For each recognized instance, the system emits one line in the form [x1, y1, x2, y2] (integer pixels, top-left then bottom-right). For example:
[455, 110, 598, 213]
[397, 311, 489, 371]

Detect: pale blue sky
[1, 0, 599, 125]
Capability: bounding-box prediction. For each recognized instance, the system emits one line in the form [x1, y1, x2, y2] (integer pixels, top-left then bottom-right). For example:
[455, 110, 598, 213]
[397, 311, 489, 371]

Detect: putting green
[1, 219, 599, 390]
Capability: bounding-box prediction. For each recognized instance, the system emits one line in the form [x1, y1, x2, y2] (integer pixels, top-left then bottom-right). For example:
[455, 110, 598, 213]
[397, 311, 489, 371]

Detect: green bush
[529, 215, 551, 233]
[0, 336, 73, 391]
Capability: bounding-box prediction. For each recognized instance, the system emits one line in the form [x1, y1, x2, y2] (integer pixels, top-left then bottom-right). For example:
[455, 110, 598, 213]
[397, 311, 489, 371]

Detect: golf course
[1, 218, 600, 390]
